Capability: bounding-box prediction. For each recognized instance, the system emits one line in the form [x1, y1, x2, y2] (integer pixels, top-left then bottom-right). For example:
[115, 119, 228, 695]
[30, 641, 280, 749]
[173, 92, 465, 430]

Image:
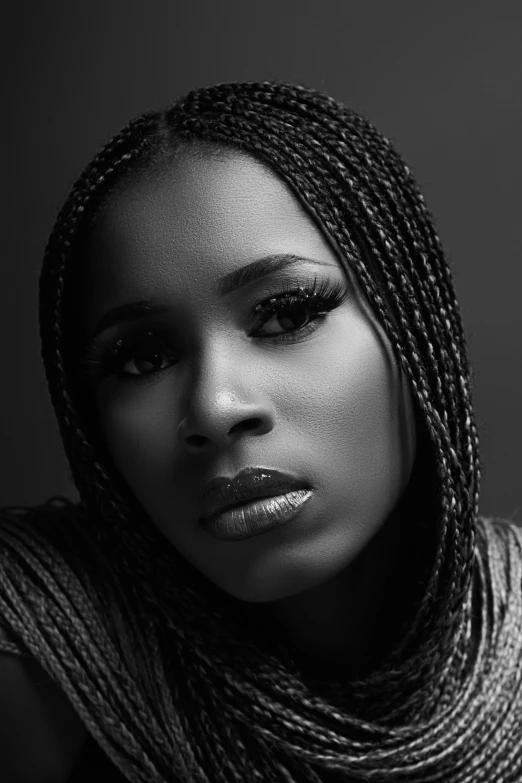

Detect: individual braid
[3, 80, 511, 782]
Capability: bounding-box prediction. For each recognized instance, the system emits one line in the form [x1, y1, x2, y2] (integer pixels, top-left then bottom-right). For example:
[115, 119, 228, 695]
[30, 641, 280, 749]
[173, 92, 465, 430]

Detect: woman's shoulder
[0, 494, 89, 547]
[0, 495, 114, 595]
[0, 497, 84, 652]
[0, 495, 126, 656]
[0, 499, 129, 780]
[0, 623, 90, 782]
[0, 624, 125, 781]
[0, 495, 85, 556]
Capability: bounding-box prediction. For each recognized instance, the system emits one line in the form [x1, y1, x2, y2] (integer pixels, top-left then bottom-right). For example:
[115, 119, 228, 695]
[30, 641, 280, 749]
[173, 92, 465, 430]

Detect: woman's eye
[252, 279, 349, 342]
[81, 279, 349, 383]
[104, 331, 178, 380]
[259, 303, 312, 336]
[118, 331, 178, 376]
[121, 350, 173, 376]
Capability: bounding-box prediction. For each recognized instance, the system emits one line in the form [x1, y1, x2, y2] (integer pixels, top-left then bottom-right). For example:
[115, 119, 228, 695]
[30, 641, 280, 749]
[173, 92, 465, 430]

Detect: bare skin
[79, 142, 426, 682]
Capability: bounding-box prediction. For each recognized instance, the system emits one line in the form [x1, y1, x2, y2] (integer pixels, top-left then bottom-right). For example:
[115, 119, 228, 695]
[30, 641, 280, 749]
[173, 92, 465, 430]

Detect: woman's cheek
[99, 389, 177, 479]
[299, 322, 411, 511]
[286, 316, 396, 448]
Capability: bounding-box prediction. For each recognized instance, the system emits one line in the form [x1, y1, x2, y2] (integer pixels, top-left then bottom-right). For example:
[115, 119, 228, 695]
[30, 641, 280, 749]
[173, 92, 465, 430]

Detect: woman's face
[81, 143, 417, 603]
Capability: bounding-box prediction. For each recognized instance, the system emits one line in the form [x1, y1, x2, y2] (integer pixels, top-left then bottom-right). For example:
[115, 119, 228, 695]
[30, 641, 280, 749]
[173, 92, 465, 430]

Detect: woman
[0, 80, 521, 782]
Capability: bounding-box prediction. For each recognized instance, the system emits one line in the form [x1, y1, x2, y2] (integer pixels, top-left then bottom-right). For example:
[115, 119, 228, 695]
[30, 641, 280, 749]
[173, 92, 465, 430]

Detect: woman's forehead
[80, 146, 352, 315]
[88, 145, 326, 251]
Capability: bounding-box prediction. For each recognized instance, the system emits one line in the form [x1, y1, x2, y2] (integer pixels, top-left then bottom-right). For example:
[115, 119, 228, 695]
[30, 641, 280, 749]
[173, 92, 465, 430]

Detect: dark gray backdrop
[2, 1, 521, 521]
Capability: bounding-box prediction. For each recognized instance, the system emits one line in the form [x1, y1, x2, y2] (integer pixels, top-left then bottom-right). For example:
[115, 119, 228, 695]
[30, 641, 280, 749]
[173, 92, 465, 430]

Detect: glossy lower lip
[199, 489, 313, 541]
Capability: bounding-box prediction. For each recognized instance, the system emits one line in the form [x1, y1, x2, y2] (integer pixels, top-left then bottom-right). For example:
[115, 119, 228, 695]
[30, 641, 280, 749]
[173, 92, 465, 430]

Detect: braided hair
[3, 81, 504, 781]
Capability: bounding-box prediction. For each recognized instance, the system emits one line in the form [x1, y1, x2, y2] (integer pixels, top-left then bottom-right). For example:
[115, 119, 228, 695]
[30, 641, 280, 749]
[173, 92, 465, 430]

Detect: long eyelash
[77, 276, 349, 382]
[252, 276, 348, 330]
[78, 337, 121, 380]
[78, 332, 174, 381]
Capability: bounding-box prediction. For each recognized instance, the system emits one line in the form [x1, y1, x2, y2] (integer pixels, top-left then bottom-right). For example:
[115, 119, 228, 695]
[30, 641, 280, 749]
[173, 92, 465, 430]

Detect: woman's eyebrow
[89, 253, 335, 342]
[216, 253, 334, 295]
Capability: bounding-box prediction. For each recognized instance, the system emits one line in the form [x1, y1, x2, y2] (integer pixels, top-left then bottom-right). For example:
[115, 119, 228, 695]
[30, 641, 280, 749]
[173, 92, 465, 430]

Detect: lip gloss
[200, 489, 313, 541]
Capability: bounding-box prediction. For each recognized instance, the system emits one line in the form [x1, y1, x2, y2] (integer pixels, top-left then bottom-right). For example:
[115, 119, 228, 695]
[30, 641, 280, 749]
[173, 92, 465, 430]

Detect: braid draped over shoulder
[1, 80, 522, 782]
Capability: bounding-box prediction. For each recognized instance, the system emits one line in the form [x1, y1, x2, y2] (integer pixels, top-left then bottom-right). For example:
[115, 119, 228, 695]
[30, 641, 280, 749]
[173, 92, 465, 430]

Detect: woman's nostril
[238, 418, 261, 432]
[187, 434, 207, 447]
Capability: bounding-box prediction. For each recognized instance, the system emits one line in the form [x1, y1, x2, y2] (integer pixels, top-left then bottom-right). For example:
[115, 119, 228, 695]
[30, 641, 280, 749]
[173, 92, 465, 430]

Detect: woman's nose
[177, 382, 276, 453]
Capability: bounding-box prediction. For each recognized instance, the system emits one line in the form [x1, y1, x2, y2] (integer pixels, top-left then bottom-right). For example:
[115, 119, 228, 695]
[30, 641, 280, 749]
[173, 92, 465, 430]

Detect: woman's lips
[199, 489, 314, 541]
[199, 467, 311, 522]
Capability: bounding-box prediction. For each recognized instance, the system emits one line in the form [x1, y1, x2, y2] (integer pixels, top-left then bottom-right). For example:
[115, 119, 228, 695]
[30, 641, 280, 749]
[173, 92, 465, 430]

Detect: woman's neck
[254, 499, 431, 683]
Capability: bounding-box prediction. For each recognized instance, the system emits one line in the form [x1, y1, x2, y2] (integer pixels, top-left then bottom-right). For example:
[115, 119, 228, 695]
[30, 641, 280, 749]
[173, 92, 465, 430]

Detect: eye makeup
[78, 275, 349, 384]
